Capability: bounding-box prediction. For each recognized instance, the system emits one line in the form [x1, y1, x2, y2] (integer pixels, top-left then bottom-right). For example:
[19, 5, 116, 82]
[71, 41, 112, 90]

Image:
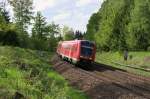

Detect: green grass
[0, 46, 88, 99]
[96, 51, 150, 77]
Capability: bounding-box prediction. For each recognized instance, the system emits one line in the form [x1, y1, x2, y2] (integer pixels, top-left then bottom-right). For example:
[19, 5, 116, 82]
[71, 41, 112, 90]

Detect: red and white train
[57, 40, 96, 64]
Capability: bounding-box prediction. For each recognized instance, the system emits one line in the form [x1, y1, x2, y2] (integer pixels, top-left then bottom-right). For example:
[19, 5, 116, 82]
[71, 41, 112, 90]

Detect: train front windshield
[81, 41, 94, 57]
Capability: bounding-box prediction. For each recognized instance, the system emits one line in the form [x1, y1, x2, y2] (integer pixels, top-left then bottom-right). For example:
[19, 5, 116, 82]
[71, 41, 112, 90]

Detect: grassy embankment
[0, 46, 88, 99]
[96, 52, 150, 77]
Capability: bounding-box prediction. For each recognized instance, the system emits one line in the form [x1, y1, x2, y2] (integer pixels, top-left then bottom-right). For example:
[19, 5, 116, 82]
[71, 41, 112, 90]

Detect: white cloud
[33, 0, 56, 11]
[53, 12, 71, 21]
[51, 10, 90, 32]
[76, 0, 93, 7]
[73, 13, 89, 31]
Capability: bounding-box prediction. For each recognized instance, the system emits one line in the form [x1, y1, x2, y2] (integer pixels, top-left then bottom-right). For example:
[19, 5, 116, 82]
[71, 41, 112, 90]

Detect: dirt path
[51, 55, 150, 99]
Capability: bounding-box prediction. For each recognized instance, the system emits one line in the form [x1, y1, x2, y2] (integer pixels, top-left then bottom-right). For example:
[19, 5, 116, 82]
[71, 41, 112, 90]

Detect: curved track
[51, 55, 150, 99]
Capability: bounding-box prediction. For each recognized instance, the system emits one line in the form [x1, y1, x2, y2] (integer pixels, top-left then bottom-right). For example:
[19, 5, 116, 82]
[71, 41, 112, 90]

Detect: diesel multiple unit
[57, 40, 96, 64]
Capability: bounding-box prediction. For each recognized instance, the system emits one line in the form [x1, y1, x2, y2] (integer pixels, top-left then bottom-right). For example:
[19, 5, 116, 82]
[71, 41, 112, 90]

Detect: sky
[33, 0, 103, 32]
[2, 0, 103, 32]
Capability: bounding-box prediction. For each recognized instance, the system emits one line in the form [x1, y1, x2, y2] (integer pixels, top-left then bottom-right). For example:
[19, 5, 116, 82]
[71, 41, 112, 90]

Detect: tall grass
[0, 46, 88, 99]
[96, 51, 150, 77]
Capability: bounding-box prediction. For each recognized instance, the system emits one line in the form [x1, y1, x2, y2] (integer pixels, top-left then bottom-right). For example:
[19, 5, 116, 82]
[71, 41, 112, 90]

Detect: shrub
[3, 30, 20, 46]
[0, 30, 20, 46]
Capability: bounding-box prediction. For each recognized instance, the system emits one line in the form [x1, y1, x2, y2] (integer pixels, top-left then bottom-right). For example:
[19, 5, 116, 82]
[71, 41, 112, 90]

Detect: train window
[81, 47, 93, 57]
[81, 41, 94, 57]
[81, 41, 94, 47]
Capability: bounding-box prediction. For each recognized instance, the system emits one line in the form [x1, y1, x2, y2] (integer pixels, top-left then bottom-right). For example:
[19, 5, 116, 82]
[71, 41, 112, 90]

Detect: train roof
[61, 40, 94, 43]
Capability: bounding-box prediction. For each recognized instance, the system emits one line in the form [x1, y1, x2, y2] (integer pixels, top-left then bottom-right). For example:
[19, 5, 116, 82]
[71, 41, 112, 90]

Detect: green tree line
[0, 0, 83, 51]
[86, 0, 150, 51]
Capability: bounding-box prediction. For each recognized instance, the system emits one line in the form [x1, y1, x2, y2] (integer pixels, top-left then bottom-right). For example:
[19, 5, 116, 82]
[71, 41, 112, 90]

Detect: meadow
[96, 51, 150, 77]
[0, 46, 88, 99]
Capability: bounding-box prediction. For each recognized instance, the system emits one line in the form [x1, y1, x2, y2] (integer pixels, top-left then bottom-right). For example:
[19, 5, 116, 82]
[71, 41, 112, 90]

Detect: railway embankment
[0, 46, 87, 99]
[51, 54, 150, 99]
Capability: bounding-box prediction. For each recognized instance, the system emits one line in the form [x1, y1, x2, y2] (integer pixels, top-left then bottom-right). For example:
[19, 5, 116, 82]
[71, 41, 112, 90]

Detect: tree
[0, 0, 10, 23]
[46, 22, 60, 38]
[86, 13, 101, 41]
[2, 30, 19, 46]
[62, 26, 74, 40]
[9, 0, 33, 32]
[44, 22, 61, 51]
[0, 0, 20, 47]
[108, 0, 132, 51]
[126, 0, 150, 50]
[75, 30, 83, 40]
[9, 0, 33, 48]
[32, 11, 47, 39]
[86, 0, 150, 51]
[101, 0, 129, 51]
[0, 0, 10, 28]
[0, 7, 6, 27]
[31, 13, 61, 51]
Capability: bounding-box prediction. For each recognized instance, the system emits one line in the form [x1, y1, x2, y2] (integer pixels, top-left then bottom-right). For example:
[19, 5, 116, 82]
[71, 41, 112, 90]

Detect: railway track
[92, 63, 150, 98]
[80, 64, 150, 98]
[94, 71, 150, 98]
[51, 55, 150, 99]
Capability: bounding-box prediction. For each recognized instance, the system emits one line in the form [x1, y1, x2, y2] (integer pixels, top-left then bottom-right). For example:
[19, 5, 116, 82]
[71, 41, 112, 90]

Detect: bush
[2, 30, 20, 46]
[30, 38, 48, 51]
[0, 30, 20, 46]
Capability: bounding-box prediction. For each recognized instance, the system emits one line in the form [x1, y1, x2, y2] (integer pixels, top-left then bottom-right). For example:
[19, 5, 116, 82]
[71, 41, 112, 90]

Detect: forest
[1, 0, 150, 51]
[86, 0, 150, 51]
[0, 0, 83, 51]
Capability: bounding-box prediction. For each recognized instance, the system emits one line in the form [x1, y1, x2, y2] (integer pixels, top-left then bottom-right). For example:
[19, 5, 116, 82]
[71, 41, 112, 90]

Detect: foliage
[126, 0, 150, 50]
[0, 0, 75, 51]
[30, 38, 48, 51]
[86, 0, 150, 51]
[0, 0, 10, 23]
[0, 6, 20, 47]
[0, 30, 19, 46]
[86, 13, 101, 41]
[62, 26, 74, 40]
[96, 51, 150, 77]
[9, 0, 33, 32]
[31, 12, 61, 51]
[32, 11, 47, 40]
[8, 0, 34, 48]
[0, 7, 7, 27]
[74, 30, 83, 40]
[46, 22, 60, 38]
[0, 46, 88, 99]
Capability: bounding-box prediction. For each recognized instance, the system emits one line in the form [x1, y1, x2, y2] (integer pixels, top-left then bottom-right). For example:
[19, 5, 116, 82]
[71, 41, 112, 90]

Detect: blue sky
[33, 0, 103, 32]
